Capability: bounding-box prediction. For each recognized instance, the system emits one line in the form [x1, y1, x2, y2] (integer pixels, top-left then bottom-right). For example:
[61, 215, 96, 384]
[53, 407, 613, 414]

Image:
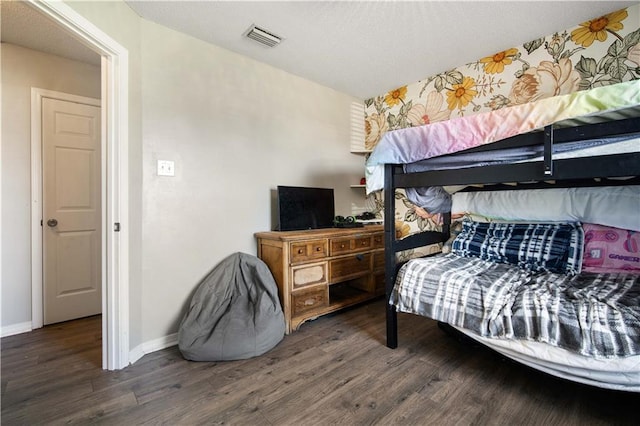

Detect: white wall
[0, 43, 101, 332]
[65, 0, 145, 348]
[139, 20, 364, 341]
[3, 1, 366, 357]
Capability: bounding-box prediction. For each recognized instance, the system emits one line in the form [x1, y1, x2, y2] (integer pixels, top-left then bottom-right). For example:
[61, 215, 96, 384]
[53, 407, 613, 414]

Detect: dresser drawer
[330, 236, 372, 255]
[291, 262, 327, 289]
[290, 239, 327, 263]
[330, 237, 352, 255]
[372, 232, 384, 249]
[329, 253, 371, 282]
[292, 287, 328, 316]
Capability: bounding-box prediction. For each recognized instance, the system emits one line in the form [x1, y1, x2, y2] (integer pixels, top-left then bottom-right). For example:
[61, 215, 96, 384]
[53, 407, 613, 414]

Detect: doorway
[22, 1, 130, 370]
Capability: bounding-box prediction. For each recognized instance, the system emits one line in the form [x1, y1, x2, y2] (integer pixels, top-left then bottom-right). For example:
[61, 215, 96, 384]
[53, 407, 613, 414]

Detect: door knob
[47, 219, 58, 227]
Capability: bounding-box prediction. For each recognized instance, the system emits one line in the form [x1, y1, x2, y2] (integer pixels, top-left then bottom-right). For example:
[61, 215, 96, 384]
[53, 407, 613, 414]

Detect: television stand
[255, 225, 384, 333]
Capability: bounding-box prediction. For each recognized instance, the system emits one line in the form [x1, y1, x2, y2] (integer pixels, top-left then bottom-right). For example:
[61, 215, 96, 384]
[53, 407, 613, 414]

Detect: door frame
[28, 0, 130, 370]
[31, 89, 101, 327]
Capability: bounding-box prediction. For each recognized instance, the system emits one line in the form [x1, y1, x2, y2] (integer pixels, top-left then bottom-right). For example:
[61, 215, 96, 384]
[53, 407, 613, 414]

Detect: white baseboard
[1, 322, 33, 338]
[129, 332, 178, 365]
[2, 323, 180, 367]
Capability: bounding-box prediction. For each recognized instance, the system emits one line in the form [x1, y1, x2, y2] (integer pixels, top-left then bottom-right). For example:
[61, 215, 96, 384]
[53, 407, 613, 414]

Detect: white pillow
[452, 185, 640, 231]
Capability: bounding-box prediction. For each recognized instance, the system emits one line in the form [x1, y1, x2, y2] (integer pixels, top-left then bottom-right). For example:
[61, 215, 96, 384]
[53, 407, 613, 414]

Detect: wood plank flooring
[2, 298, 638, 425]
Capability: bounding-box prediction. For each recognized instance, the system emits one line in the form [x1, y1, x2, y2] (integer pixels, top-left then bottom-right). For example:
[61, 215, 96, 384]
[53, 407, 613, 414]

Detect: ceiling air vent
[245, 25, 282, 48]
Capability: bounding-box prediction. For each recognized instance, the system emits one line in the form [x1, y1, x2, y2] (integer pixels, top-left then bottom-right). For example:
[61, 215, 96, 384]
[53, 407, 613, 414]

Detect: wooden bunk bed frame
[383, 114, 640, 349]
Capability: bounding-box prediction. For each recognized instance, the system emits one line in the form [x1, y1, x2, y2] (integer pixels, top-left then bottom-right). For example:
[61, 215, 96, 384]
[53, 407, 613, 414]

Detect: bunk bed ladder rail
[384, 163, 399, 349]
[544, 125, 553, 176]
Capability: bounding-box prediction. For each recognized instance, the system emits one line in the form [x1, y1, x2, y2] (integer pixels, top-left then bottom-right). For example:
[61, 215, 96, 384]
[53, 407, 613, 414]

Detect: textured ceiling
[1, 1, 100, 66]
[2, 1, 637, 99]
[125, 0, 638, 99]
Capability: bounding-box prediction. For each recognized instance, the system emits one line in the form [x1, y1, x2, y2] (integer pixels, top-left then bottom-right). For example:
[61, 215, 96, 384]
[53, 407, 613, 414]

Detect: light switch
[157, 160, 175, 176]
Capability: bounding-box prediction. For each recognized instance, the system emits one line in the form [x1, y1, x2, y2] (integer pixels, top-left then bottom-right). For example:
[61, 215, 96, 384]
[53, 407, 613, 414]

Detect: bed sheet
[390, 253, 640, 359]
[365, 80, 640, 194]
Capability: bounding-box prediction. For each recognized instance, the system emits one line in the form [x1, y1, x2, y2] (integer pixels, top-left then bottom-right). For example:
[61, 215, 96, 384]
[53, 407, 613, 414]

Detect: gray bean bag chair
[178, 252, 285, 361]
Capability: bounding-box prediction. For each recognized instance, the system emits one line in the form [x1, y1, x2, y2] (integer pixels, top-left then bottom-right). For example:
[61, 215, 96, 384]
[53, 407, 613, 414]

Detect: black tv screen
[277, 186, 335, 231]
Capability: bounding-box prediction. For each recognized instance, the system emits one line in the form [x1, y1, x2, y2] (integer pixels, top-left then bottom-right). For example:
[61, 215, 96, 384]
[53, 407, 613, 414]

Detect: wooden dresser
[255, 225, 384, 333]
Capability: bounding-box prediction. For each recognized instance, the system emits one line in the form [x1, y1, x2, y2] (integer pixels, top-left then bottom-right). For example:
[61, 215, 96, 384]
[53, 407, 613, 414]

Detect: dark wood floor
[2, 299, 638, 425]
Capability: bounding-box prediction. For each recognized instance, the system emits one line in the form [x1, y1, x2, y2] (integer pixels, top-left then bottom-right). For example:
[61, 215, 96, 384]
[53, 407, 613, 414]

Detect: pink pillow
[582, 223, 640, 273]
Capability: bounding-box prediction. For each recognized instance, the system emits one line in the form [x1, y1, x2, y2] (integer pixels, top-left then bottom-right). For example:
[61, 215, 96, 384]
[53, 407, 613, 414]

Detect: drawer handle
[361, 241, 367, 245]
[298, 249, 304, 254]
[316, 247, 322, 251]
[340, 244, 345, 248]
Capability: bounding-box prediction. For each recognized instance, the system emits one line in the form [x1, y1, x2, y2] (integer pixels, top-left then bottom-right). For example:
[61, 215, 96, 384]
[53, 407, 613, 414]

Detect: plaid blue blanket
[390, 254, 640, 358]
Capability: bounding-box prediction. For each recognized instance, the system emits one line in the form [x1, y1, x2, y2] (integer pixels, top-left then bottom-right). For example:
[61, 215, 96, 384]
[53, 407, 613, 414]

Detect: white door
[42, 97, 102, 325]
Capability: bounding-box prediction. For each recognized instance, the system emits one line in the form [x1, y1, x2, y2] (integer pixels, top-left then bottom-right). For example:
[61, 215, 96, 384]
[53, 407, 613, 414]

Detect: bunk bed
[365, 79, 640, 392]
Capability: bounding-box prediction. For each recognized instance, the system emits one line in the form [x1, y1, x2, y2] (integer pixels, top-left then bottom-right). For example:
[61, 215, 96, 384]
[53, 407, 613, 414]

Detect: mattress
[365, 80, 640, 194]
[404, 133, 640, 174]
[402, 138, 640, 213]
[452, 325, 640, 392]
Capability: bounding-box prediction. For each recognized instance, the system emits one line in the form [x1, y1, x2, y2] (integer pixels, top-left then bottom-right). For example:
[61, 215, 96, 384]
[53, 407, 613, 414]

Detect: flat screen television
[276, 186, 335, 231]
